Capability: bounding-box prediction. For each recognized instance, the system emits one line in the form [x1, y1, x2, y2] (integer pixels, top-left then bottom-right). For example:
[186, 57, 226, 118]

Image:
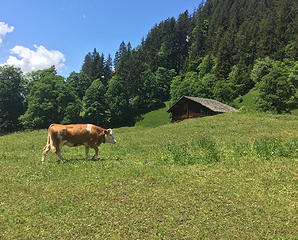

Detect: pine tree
[105, 75, 135, 127]
[114, 41, 127, 67]
[81, 53, 93, 79]
[103, 54, 113, 86]
[66, 71, 92, 100]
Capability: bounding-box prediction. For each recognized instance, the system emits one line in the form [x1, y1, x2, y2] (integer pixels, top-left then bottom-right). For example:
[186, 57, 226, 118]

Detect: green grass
[0, 112, 297, 239]
[233, 88, 259, 111]
[291, 108, 298, 116]
[233, 88, 298, 116]
[135, 102, 171, 128]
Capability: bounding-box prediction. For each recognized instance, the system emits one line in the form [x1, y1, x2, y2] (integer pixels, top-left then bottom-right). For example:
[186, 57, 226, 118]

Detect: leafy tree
[170, 72, 211, 104]
[288, 62, 298, 109]
[82, 79, 109, 127]
[0, 65, 24, 133]
[257, 60, 297, 113]
[250, 57, 274, 84]
[20, 68, 81, 129]
[213, 80, 234, 103]
[170, 74, 187, 104]
[22, 66, 57, 103]
[196, 73, 215, 98]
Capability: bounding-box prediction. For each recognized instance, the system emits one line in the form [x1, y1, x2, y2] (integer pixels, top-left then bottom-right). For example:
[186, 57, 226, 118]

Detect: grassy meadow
[0, 111, 297, 239]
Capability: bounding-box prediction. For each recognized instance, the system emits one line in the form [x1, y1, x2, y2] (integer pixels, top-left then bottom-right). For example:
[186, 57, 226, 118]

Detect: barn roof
[167, 96, 239, 113]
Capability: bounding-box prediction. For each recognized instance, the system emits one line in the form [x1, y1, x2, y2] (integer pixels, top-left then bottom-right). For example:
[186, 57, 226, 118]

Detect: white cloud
[0, 21, 14, 44]
[4, 44, 66, 73]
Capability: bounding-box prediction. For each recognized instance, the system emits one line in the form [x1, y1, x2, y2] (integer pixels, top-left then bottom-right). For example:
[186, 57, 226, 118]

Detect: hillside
[0, 112, 297, 239]
[2, 0, 297, 134]
[135, 102, 170, 128]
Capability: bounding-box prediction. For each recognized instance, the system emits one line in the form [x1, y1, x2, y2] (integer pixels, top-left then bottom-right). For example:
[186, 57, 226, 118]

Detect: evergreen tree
[81, 49, 106, 81]
[214, 29, 235, 80]
[114, 41, 127, 67]
[136, 67, 157, 112]
[228, 61, 253, 98]
[59, 83, 82, 124]
[105, 75, 135, 127]
[174, 11, 191, 73]
[91, 49, 104, 81]
[188, 19, 209, 65]
[155, 67, 176, 101]
[77, 0, 298, 122]
[103, 54, 113, 86]
[66, 71, 92, 100]
[81, 53, 93, 79]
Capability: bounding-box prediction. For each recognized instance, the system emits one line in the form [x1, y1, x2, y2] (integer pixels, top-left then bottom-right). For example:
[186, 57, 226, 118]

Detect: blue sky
[0, 0, 201, 77]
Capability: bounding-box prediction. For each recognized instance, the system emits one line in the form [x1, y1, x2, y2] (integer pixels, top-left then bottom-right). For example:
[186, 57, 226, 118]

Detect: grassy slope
[233, 88, 298, 115]
[233, 88, 259, 110]
[0, 112, 297, 239]
[135, 103, 171, 128]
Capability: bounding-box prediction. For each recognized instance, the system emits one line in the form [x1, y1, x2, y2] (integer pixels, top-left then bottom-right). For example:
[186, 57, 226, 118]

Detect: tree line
[0, 0, 297, 133]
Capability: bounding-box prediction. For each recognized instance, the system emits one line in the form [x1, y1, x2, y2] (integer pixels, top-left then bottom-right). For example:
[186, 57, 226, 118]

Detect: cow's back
[48, 124, 105, 146]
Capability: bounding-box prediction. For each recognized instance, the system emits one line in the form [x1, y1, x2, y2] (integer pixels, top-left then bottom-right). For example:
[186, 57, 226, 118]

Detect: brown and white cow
[41, 124, 116, 163]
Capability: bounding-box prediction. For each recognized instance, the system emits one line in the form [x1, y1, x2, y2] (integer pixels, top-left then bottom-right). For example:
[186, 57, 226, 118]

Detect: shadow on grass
[60, 157, 124, 164]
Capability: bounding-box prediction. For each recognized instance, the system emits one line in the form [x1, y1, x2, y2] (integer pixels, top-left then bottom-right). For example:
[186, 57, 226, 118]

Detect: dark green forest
[0, 0, 297, 133]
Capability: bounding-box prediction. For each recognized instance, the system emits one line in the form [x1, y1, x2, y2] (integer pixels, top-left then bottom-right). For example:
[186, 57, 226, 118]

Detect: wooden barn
[167, 96, 239, 122]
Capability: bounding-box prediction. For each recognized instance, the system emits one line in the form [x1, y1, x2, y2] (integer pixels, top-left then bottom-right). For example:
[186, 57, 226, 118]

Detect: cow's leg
[41, 143, 50, 163]
[85, 146, 89, 160]
[41, 135, 51, 164]
[92, 146, 98, 160]
[55, 142, 64, 162]
[50, 132, 64, 162]
[56, 150, 64, 161]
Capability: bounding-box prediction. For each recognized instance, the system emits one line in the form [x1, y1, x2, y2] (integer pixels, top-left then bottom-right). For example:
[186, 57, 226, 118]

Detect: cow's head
[104, 129, 116, 144]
